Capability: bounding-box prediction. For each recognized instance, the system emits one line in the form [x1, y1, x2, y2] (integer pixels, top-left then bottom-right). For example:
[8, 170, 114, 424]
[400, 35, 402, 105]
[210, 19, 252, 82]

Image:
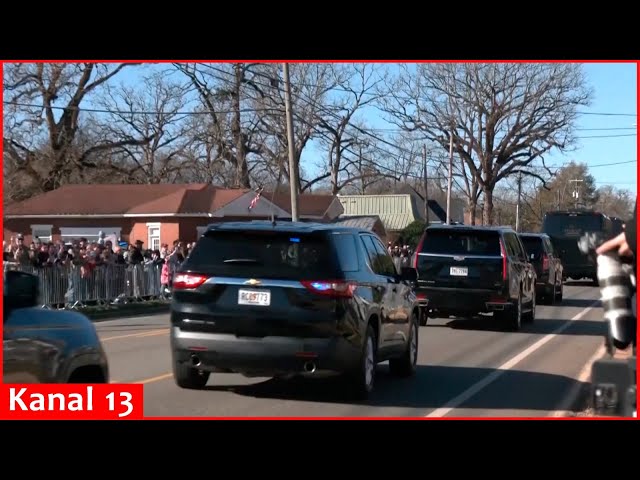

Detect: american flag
[248, 187, 263, 211]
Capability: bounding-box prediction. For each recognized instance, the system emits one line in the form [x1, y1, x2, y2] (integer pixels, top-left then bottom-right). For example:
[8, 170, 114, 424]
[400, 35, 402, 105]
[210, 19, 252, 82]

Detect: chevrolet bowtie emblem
[244, 279, 262, 286]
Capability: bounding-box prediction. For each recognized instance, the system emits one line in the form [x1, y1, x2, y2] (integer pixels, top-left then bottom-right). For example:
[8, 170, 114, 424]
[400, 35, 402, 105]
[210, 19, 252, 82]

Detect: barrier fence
[3, 262, 168, 309]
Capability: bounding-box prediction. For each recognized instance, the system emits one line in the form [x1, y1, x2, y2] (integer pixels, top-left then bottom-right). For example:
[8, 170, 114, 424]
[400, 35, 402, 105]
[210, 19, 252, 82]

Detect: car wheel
[505, 292, 522, 332]
[389, 313, 419, 377]
[349, 324, 377, 400]
[173, 358, 210, 390]
[523, 290, 535, 324]
[548, 283, 557, 305]
[419, 309, 428, 326]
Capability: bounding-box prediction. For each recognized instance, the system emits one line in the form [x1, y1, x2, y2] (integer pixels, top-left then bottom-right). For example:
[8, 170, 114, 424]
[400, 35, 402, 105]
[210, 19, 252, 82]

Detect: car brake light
[499, 240, 507, 281]
[301, 280, 357, 298]
[542, 254, 549, 270]
[172, 273, 209, 290]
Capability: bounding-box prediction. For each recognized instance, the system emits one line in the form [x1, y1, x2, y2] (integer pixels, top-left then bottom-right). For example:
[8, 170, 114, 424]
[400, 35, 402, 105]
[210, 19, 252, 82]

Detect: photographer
[596, 202, 637, 265]
[589, 202, 637, 417]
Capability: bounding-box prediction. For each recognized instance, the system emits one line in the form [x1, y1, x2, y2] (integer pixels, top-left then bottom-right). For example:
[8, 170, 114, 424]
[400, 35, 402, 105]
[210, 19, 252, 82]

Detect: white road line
[550, 343, 606, 417]
[425, 301, 600, 418]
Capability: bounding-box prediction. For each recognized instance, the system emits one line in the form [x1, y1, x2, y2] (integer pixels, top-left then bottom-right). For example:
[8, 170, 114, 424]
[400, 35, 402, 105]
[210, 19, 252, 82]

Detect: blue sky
[97, 62, 638, 194]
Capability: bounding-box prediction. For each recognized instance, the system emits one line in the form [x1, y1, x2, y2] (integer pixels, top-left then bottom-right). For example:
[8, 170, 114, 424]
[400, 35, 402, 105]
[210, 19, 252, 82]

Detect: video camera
[578, 232, 636, 417]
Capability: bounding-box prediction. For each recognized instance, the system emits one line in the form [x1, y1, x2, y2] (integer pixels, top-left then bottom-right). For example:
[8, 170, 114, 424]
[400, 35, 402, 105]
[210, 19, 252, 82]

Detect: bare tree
[242, 63, 341, 192]
[316, 64, 385, 194]
[3, 63, 142, 200]
[93, 71, 194, 183]
[173, 63, 269, 188]
[378, 63, 592, 224]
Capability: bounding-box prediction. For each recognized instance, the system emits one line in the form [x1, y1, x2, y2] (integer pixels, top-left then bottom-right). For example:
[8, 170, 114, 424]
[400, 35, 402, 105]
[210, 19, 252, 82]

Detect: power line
[578, 133, 636, 139]
[2, 100, 278, 116]
[587, 160, 636, 167]
[577, 111, 637, 117]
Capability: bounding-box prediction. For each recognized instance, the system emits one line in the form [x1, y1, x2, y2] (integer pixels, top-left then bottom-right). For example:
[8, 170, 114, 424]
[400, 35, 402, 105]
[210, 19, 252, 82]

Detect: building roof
[4, 184, 249, 217]
[337, 194, 419, 231]
[4, 184, 343, 220]
[333, 215, 384, 231]
[267, 192, 339, 218]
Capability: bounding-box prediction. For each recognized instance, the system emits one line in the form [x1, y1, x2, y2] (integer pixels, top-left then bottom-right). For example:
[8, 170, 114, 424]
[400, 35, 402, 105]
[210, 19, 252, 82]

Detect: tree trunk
[330, 146, 341, 195]
[482, 187, 494, 226]
[465, 201, 477, 225]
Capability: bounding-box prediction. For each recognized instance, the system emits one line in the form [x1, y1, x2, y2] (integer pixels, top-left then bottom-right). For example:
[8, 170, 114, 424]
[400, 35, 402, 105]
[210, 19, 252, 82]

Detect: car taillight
[301, 280, 357, 298]
[542, 254, 549, 270]
[172, 273, 209, 290]
[499, 240, 507, 281]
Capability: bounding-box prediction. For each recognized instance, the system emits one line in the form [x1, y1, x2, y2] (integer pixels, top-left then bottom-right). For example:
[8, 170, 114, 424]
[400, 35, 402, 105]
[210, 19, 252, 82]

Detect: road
[97, 283, 606, 418]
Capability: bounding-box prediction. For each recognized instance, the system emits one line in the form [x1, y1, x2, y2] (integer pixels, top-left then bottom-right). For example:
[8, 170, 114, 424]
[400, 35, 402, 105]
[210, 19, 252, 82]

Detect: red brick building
[3, 184, 344, 248]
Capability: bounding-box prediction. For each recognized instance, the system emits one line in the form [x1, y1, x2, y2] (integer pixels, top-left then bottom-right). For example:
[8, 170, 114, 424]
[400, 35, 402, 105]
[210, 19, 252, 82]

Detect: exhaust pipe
[303, 361, 316, 373]
[191, 354, 201, 367]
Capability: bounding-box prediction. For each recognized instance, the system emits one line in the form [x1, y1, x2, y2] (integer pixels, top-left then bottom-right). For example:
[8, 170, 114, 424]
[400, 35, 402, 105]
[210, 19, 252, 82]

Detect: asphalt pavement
[96, 283, 606, 417]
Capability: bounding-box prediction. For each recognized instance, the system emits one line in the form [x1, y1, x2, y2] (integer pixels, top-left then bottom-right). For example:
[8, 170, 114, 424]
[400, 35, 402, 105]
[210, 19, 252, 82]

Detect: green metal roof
[337, 195, 417, 231]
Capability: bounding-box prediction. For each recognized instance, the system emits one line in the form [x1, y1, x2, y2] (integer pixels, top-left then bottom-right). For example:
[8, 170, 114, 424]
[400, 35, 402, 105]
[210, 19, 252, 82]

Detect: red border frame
[1, 59, 637, 421]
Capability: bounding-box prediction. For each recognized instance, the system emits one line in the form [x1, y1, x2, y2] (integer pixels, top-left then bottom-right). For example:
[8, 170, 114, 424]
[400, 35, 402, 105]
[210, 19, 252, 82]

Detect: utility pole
[423, 144, 429, 224]
[515, 172, 522, 232]
[446, 131, 453, 224]
[569, 178, 583, 210]
[282, 63, 299, 221]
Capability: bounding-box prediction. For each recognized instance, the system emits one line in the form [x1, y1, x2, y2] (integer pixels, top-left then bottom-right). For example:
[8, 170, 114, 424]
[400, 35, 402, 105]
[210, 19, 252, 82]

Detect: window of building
[31, 224, 53, 243]
[59, 227, 122, 245]
[147, 223, 161, 251]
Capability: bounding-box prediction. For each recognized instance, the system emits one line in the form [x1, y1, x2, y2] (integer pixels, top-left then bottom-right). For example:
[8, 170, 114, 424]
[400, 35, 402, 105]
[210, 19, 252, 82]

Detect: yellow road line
[101, 329, 169, 342]
[110, 372, 173, 384]
[135, 373, 173, 384]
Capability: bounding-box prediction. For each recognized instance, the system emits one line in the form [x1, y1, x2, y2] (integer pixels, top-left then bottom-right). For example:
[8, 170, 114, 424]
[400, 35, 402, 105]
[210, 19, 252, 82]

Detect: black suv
[413, 225, 536, 331]
[518, 233, 564, 305]
[169, 221, 421, 399]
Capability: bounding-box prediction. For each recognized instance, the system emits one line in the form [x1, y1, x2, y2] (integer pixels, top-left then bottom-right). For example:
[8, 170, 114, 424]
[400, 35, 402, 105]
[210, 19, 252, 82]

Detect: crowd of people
[387, 241, 414, 270]
[3, 234, 196, 295]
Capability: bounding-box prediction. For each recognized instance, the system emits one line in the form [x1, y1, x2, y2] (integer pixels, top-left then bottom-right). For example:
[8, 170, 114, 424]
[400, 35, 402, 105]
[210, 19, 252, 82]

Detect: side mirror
[400, 266, 418, 283]
[3, 270, 40, 310]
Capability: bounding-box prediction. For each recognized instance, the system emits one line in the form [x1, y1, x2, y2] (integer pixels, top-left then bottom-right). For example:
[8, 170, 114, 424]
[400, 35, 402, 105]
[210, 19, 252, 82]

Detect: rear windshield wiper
[223, 258, 262, 265]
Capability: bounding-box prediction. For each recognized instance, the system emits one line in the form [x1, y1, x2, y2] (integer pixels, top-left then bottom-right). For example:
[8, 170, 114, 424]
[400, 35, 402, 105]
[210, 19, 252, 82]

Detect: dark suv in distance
[169, 221, 421, 399]
[413, 225, 536, 331]
[518, 233, 564, 305]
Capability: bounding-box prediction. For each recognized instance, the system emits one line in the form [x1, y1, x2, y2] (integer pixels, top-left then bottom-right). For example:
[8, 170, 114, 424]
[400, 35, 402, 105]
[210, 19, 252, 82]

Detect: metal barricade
[2, 261, 165, 309]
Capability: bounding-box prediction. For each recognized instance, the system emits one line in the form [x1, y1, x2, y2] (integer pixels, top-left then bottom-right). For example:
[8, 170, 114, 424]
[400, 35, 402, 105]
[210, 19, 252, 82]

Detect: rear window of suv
[182, 230, 340, 280]
[420, 229, 501, 256]
[520, 236, 544, 257]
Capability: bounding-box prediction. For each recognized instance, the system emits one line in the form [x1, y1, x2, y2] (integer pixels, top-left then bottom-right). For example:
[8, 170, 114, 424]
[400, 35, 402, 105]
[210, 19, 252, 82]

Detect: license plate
[450, 266, 468, 277]
[238, 289, 271, 306]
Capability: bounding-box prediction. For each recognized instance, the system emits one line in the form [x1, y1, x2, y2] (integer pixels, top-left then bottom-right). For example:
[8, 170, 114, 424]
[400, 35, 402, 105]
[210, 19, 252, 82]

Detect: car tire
[547, 283, 556, 305]
[173, 358, 210, 390]
[419, 309, 428, 326]
[523, 291, 535, 324]
[557, 280, 563, 301]
[348, 323, 377, 400]
[501, 292, 522, 332]
[389, 313, 419, 377]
